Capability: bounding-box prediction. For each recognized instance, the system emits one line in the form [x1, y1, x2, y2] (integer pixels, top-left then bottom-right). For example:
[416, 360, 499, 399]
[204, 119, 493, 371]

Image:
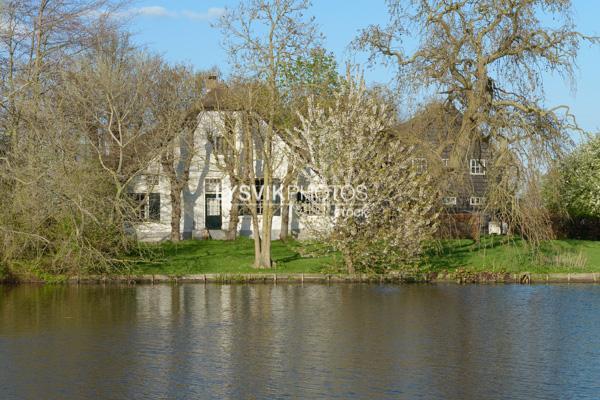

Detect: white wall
[130, 110, 318, 242]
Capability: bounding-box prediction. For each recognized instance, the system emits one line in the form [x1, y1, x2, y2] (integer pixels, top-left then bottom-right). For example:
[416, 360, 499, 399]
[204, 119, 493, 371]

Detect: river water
[1, 283, 599, 399]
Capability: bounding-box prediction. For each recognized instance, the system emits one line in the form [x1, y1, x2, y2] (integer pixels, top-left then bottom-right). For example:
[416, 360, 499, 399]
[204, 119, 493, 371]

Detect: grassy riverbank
[132, 238, 337, 275]
[4, 236, 600, 283]
[132, 236, 600, 276]
[424, 237, 600, 273]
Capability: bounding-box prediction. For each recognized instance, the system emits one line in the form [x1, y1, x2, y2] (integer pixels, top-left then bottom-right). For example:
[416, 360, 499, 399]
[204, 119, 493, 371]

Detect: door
[205, 179, 222, 229]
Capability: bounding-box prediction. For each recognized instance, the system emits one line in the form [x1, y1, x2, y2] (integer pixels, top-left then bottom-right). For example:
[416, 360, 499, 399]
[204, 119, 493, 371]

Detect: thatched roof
[200, 85, 235, 111]
[396, 102, 463, 144]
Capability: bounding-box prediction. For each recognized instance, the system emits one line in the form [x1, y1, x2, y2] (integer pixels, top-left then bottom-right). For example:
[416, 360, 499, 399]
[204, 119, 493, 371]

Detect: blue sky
[128, 0, 600, 133]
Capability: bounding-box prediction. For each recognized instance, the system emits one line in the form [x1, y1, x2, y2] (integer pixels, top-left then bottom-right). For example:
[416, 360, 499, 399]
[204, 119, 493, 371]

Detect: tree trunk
[162, 151, 186, 243]
[170, 187, 182, 242]
[251, 212, 262, 268]
[258, 170, 273, 268]
[226, 185, 240, 240]
[279, 167, 294, 241]
[344, 251, 356, 274]
[258, 233, 272, 269]
[254, 208, 273, 269]
[279, 187, 290, 241]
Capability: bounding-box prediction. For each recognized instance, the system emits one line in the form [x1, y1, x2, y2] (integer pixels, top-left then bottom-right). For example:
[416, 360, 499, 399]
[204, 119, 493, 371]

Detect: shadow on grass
[424, 236, 520, 272]
[137, 238, 256, 258]
[274, 254, 302, 263]
[130, 237, 332, 274]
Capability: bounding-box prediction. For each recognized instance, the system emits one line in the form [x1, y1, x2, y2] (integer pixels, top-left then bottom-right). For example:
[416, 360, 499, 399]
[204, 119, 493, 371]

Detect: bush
[546, 135, 600, 218]
[551, 215, 600, 240]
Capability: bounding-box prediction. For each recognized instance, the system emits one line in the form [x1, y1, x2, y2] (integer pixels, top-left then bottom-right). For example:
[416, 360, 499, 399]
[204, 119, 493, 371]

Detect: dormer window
[212, 135, 225, 155]
[470, 196, 484, 206]
[206, 124, 226, 156]
[442, 197, 457, 206]
[470, 159, 486, 175]
[206, 128, 225, 156]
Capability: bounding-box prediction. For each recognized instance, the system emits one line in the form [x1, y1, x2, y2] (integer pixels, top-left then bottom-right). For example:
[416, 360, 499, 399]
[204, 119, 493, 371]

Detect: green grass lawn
[131, 236, 600, 276]
[425, 236, 600, 273]
[6, 236, 599, 283]
[132, 237, 337, 275]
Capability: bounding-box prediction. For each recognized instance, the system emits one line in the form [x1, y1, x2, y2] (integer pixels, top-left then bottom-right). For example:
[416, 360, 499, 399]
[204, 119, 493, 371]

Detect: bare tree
[0, 1, 133, 275]
[1, 0, 125, 153]
[58, 30, 163, 225]
[148, 64, 202, 242]
[218, 0, 319, 268]
[357, 0, 598, 245]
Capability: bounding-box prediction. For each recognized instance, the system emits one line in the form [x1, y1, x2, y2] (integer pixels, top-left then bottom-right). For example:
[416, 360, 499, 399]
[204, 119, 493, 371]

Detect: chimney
[205, 74, 218, 91]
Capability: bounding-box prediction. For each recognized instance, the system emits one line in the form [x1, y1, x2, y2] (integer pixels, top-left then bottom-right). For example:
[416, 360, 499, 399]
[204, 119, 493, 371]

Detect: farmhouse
[129, 81, 494, 242]
[128, 77, 327, 242]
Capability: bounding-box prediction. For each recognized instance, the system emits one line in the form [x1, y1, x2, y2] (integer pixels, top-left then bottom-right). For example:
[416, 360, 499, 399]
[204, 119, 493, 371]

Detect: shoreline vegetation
[3, 237, 600, 284]
[2, 0, 599, 285]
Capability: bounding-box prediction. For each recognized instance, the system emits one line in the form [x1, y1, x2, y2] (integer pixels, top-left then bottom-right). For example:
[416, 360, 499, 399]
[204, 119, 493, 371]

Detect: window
[470, 159, 486, 175]
[206, 197, 221, 216]
[295, 191, 331, 216]
[412, 158, 428, 173]
[149, 193, 161, 222]
[238, 179, 282, 216]
[470, 196, 484, 206]
[442, 197, 457, 206]
[205, 178, 221, 194]
[131, 193, 147, 221]
[442, 158, 449, 167]
[207, 124, 226, 156]
[130, 193, 160, 222]
[238, 178, 264, 215]
[255, 178, 264, 215]
[211, 135, 225, 156]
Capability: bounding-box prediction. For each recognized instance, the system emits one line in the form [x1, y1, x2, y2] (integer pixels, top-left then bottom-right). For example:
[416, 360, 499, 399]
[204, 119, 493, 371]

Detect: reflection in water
[0, 284, 599, 399]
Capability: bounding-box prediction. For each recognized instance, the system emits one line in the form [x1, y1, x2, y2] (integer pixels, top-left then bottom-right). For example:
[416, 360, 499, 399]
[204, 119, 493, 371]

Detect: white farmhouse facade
[128, 86, 324, 242]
